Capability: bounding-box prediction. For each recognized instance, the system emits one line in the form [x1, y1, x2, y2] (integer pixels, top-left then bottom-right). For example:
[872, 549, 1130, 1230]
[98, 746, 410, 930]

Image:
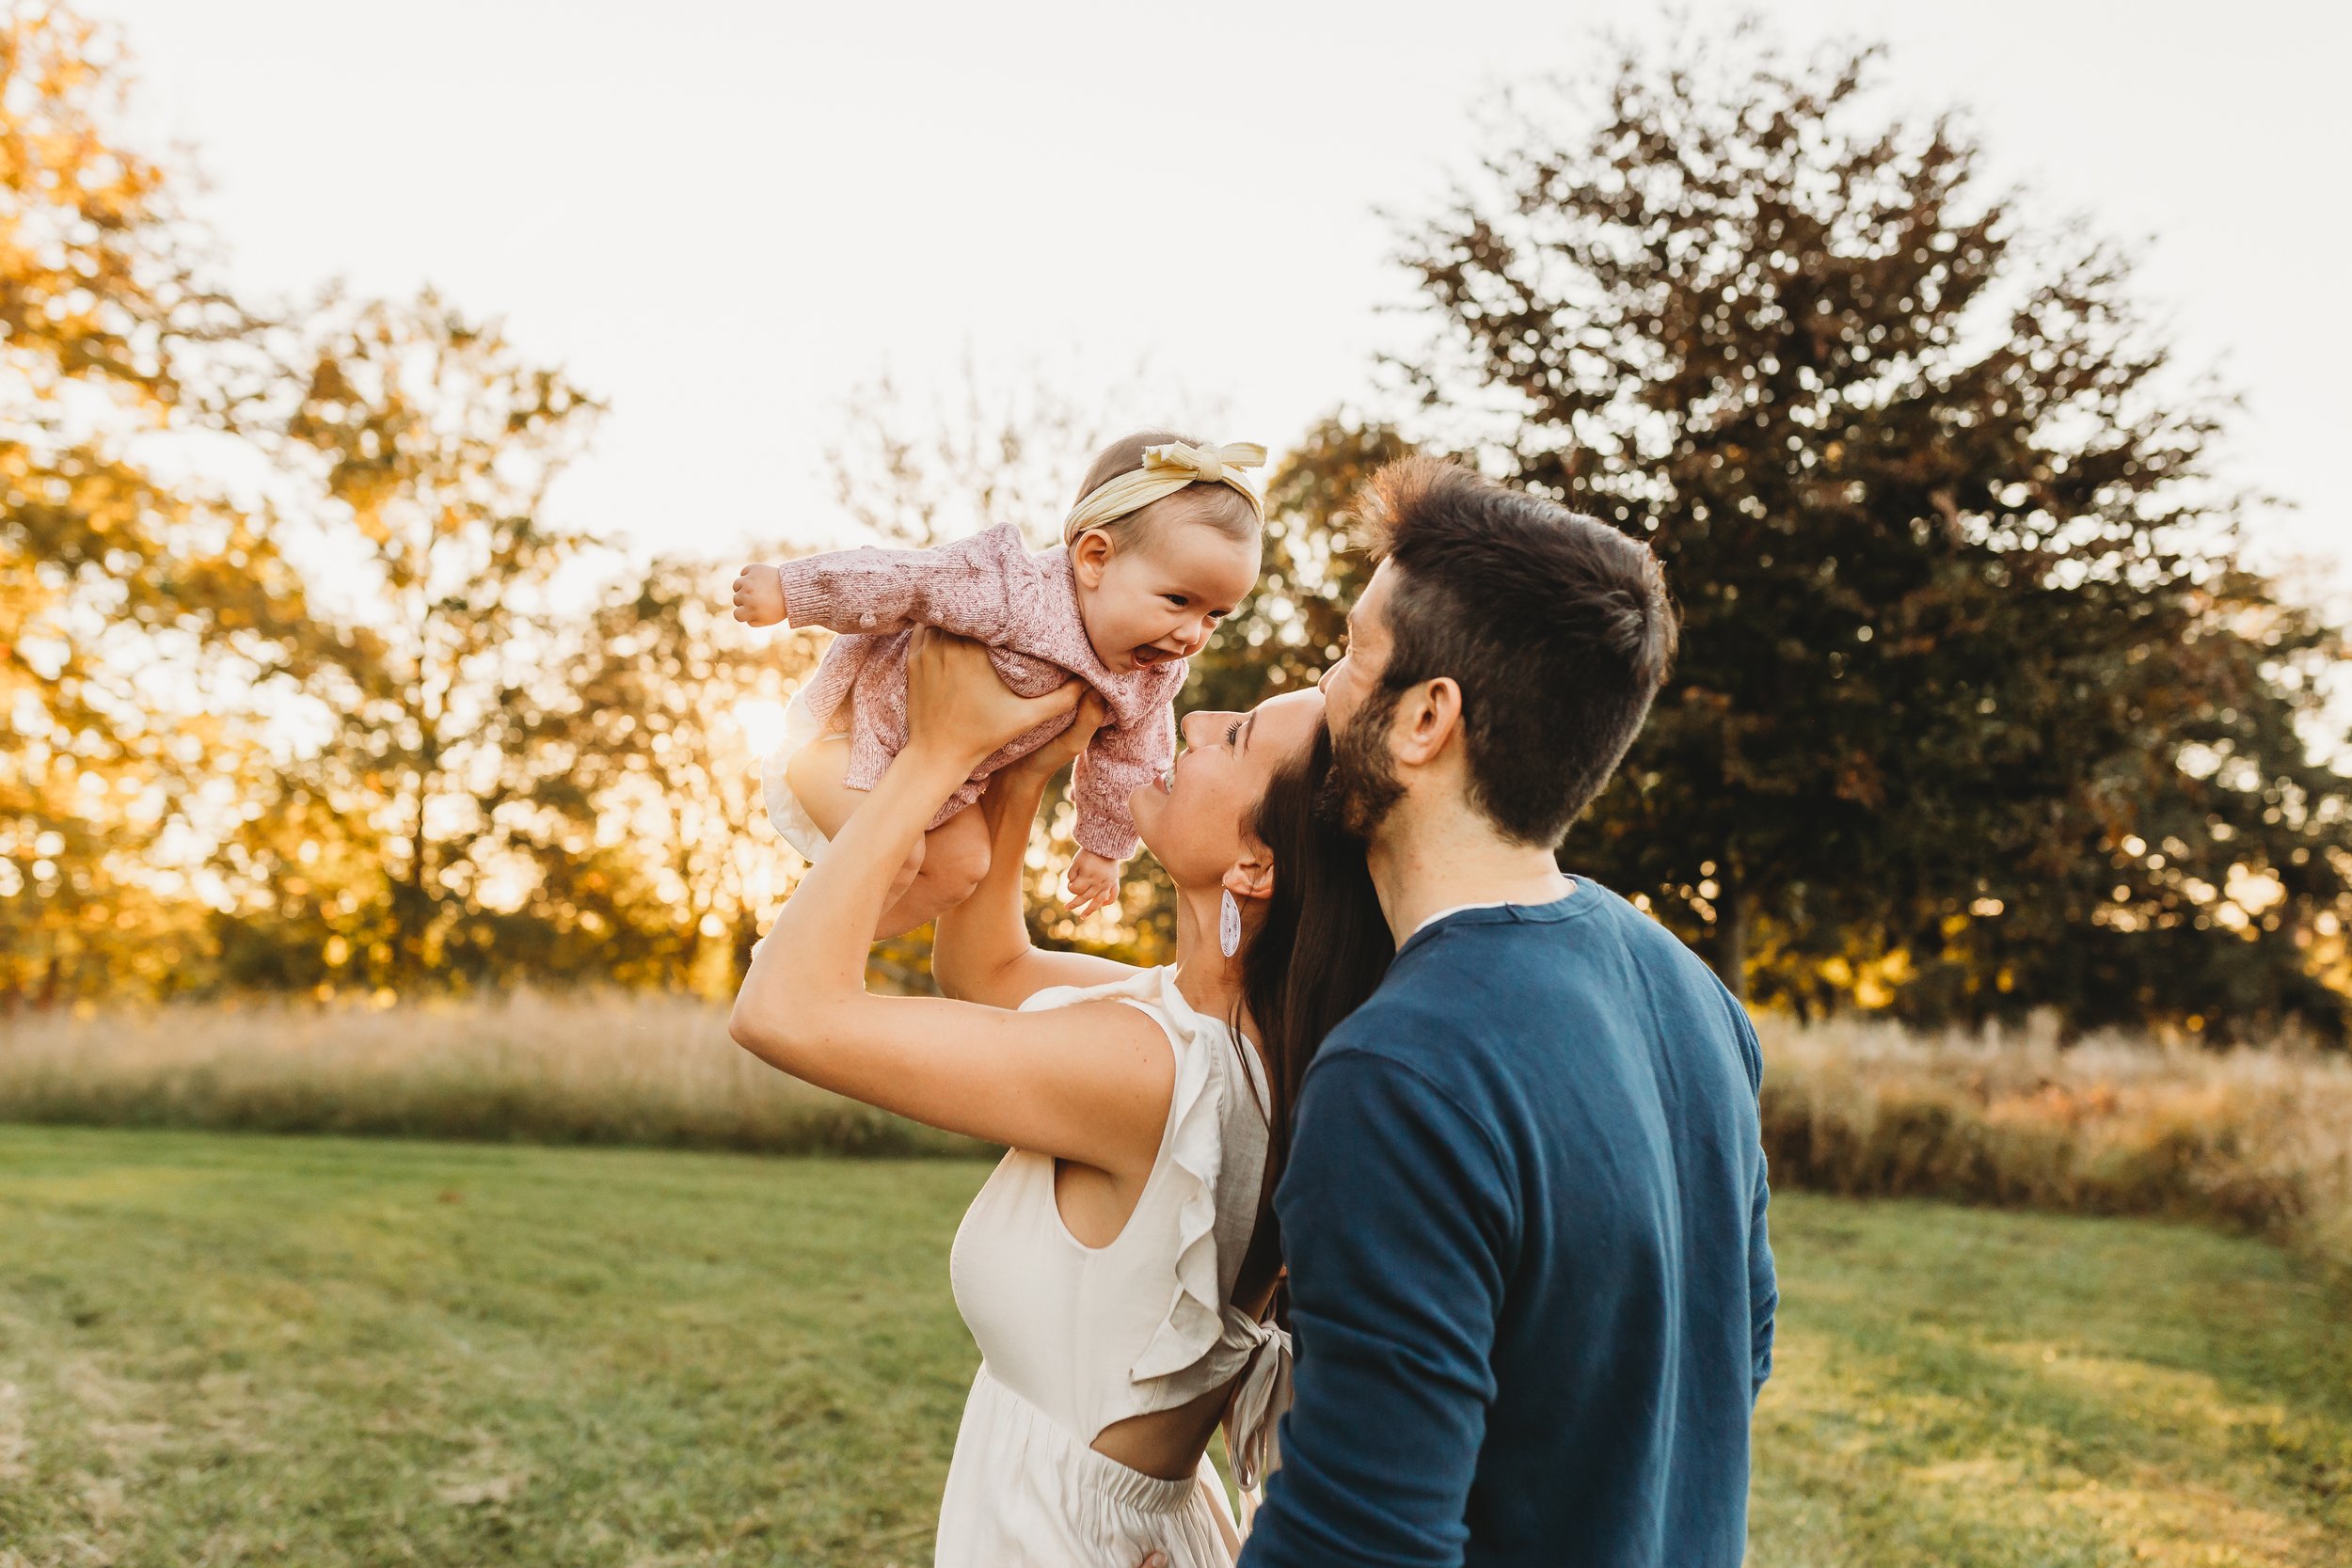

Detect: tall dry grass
[6, 993, 2347, 1275]
[0, 990, 985, 1158]
[1757, 1014, 2352, 1278]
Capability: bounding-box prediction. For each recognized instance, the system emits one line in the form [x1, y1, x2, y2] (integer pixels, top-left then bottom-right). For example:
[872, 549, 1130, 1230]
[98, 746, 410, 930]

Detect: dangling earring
[1219, 888, 1243, 958]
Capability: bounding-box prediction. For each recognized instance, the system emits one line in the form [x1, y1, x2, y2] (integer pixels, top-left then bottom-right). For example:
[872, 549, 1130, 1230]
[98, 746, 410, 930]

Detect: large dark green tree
[1378, 28, 2350, 1037]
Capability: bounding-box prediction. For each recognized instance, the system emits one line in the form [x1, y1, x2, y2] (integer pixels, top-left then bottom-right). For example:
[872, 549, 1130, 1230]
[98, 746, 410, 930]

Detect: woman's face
[1130, 689, 1326, 891]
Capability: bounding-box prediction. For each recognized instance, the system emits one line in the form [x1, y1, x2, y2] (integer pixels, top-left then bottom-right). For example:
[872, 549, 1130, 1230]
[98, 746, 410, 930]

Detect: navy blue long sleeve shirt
[1240, 884, 1775, 1568]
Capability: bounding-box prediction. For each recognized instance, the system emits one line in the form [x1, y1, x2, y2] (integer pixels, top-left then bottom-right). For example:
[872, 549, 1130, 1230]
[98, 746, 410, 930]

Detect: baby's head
[1064, 429, 1264, 675]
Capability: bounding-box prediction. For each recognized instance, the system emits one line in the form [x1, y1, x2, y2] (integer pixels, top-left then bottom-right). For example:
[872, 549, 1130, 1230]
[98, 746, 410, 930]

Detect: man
[1191, 457, 1776, 1566]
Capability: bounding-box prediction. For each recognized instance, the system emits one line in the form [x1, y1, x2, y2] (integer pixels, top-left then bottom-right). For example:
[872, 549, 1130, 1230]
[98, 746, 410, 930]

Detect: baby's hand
[732, 564, 787, 626]
[1065, 850, 1122, 919]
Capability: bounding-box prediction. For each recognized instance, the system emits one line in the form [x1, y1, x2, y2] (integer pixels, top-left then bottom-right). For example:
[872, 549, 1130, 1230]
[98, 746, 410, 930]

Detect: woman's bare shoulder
[978, 948, 1151, 1012]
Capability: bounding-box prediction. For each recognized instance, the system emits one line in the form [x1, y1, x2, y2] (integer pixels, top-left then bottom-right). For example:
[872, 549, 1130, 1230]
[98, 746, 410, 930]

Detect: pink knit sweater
[778, 522, 1185, 860]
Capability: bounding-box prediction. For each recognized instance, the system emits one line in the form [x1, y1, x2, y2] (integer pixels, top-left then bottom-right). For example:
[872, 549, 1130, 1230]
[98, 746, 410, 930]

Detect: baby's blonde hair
[1071, 429, 1263, 551]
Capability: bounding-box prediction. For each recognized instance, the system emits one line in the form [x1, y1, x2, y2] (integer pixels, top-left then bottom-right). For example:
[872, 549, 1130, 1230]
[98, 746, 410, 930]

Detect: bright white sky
[87, 0, 2350, 601]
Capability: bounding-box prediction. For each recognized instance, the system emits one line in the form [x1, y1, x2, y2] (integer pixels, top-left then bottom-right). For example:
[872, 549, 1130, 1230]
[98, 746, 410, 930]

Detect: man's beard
[1321, 684, 1407, 841]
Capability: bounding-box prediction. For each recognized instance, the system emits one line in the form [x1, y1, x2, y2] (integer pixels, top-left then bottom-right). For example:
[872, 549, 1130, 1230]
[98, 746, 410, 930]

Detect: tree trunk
[1715, 878, 1750, 1004]
[401, 785, 431, 980]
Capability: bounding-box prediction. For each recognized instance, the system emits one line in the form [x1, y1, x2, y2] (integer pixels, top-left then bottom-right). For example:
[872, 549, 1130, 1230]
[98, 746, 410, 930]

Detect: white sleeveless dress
[937, 965, 1294, 1567]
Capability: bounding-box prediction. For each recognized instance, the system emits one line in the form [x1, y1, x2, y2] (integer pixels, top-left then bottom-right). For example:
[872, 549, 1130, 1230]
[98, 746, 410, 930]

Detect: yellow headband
[1061, 440, 1267, 546]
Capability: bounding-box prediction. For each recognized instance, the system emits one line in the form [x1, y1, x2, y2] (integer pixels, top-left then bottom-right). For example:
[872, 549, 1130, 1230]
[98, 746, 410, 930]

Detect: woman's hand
[1004, 689, 1109, 785]
[930, 682, 1136, 1008]
[903, 626, 1083, 771]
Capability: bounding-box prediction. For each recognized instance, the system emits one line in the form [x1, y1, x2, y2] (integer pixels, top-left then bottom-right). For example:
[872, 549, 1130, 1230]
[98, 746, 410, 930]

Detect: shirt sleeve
[1068, 698, 1173, 861]
[773, 522, 1036, 642]
[1749, 1148, 1776, 1399]
[1729, 1003, 1777, 1399]
[1241, 1049, 1516, 1568]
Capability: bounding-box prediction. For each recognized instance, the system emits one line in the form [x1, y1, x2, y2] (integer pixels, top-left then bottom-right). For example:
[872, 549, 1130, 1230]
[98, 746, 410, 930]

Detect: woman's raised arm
[932, 689, 1140, 1009]
[728, 631, 1172, 1176]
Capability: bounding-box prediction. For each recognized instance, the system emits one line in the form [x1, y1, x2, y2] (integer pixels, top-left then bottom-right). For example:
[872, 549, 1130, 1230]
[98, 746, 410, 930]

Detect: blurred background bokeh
[6, 4, 2352, 1565]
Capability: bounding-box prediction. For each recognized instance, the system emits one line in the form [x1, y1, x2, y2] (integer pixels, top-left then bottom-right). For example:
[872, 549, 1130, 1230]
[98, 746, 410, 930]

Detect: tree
[215, 293, 602, 989]
[519, 557, 817, 995]
[821, 362, 1140, 549]
[1179, 416, 1409, 717]
[1387, 25, 2352, 1037]
[0, 3, 310, 1004]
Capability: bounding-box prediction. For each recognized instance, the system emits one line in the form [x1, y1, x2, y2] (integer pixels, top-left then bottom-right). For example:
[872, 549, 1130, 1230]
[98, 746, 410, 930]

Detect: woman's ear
[1070, 529, 1114, 588]
[1221, 843, 1275, 904]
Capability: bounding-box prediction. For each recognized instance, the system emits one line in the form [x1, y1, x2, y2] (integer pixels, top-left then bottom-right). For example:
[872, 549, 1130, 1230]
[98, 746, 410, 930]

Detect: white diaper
[760, 689, 833, 864]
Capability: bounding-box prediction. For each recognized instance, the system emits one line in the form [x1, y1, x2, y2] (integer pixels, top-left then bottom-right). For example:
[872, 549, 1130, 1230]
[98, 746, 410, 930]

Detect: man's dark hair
[1357, 456, 1677, 847]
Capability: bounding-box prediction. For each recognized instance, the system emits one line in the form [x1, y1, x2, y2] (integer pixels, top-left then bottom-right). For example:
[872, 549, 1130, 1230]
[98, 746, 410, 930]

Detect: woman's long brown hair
[1229, 721, 1393, 1317]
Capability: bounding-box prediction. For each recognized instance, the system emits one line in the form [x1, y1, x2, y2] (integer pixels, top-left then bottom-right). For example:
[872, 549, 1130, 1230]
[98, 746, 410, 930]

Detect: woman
[729, 628, 1389, 1565]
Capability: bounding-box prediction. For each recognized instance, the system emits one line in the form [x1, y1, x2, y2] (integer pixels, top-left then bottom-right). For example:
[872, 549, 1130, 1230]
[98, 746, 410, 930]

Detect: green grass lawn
[1, 1128, 2346, 1567]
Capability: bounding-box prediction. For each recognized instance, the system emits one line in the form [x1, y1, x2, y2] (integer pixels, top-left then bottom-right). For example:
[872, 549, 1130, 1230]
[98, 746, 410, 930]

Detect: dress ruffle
[1009, 963, 1288, 1482]
[1115, 970, 1294, 1499]
[1125, 966, 1236, 1386]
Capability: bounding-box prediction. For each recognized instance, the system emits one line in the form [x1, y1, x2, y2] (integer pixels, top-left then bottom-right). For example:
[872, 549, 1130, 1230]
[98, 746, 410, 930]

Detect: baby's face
[1073, 519, 1261, 676]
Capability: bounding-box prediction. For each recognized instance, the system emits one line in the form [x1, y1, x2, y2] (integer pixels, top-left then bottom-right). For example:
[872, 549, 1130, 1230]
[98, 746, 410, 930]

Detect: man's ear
[1070, 529, 1113, 588]
[1221, 841, 1275, 904]
[1390, 677, 1463, 768]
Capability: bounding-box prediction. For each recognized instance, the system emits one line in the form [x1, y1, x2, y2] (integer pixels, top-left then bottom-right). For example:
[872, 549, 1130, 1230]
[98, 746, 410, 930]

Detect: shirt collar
[1406, 879, 1581, 939]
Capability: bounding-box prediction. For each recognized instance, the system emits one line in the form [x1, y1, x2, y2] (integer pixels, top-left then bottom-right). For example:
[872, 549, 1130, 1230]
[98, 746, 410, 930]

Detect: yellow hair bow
[1062, 439, 1268, 546]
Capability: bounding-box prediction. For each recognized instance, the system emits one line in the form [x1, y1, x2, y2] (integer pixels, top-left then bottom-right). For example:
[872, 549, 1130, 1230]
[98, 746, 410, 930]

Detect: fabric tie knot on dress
[1222, 1314, 1295, 1494]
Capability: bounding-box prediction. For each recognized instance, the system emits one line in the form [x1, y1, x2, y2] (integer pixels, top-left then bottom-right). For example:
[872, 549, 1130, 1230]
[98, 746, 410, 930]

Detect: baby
[731, 431, 1264, 939]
